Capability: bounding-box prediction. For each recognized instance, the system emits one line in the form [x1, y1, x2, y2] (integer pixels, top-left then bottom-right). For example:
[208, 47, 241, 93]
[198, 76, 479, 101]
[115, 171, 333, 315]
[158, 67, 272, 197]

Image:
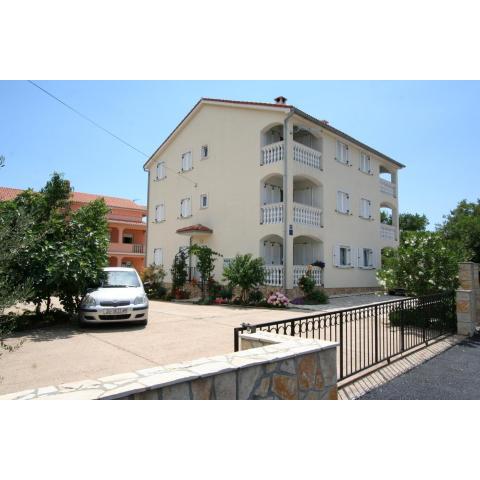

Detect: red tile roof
[0, 187, 146, 211]
[176, 224, 213, 234]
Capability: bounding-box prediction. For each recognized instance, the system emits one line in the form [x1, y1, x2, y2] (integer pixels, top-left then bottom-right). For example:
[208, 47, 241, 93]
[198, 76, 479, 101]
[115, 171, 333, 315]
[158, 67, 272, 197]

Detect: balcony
[293, 143, 322, 170]
[108, 242, 144, 254]
[293, 266, 323, 286]
[261, 141, 284, 165]
[260, 202, 283, 224]
[380, 224, 396, 241]
[293, 203, 322, 227]
[261, 141, 322, 170]
[380, 178, 395, 197]
[262, 265, 323, 287]
[108, 213, 146, 224]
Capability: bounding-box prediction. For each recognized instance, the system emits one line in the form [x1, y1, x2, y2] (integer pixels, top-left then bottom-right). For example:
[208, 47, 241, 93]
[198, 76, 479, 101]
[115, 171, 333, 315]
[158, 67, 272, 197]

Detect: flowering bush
[214, 297, 229, 305]
[266, 291, 289, 308]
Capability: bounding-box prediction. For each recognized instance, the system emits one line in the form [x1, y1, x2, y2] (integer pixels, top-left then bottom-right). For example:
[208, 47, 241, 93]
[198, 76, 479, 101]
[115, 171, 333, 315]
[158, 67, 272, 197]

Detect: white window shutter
[186, 197, 191, 216]
[180, 199, 185, 217]
[333, 245, 340, 266]
[154, 248, 163, 266]
[346, 193, 350, 213]
[346, 247, 352, 266]
[336, 141, 341, 160]
[336, 191, 343, 212]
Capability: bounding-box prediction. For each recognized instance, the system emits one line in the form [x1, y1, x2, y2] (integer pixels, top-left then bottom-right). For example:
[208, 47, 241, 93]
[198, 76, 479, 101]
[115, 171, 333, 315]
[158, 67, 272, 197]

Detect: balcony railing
[108, 213, 146, 224]
[380, 224, 396, 241]
[261, 141, 284, 165]
[109, 242, 145, 254]
[293, 204, 322, 227]
[260, 202, 283, 224]
[293, 265, 323, 286]
[293, 142, 322, 170]
[380, 178, 395, 196]
[263, 265, 284, 286]
[261, 141, 322, 170]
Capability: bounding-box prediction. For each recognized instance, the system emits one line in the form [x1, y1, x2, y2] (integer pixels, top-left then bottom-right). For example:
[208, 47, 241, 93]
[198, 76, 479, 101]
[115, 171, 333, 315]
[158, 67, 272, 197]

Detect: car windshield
[102, 271, 140, 288]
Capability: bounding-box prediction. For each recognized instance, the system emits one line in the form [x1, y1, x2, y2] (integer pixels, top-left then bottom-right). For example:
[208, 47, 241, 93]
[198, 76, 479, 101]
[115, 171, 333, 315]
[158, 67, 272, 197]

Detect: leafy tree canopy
[223, 254, 265, 302]
[399, 213, 429, 232]
[439, 199, 480, 263]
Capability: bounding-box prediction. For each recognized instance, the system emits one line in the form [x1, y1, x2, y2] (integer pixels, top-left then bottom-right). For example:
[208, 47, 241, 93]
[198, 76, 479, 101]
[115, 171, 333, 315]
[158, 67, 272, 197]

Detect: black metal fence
[233, 292, 456, 381]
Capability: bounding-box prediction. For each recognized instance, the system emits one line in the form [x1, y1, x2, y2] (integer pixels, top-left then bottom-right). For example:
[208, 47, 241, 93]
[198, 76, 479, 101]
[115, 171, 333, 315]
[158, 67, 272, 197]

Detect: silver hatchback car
[79, 267, 149, 325]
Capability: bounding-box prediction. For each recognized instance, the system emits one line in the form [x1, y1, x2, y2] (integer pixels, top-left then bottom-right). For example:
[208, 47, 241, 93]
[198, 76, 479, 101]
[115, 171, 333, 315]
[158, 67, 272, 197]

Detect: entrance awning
[176, 224, 213, 236]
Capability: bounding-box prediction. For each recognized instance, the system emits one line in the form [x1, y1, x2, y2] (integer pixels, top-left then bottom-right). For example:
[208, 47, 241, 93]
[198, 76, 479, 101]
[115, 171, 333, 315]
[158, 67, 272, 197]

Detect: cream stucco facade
[144, 98, 404, 292]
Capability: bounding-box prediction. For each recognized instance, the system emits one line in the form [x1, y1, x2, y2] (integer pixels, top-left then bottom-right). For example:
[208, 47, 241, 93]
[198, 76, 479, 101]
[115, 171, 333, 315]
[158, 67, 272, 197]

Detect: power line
[27, 80, 198, 187]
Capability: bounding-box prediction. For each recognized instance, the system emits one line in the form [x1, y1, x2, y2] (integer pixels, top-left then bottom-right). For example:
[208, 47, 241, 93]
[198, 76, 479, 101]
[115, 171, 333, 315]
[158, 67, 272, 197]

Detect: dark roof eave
[292, 107, 405, 169]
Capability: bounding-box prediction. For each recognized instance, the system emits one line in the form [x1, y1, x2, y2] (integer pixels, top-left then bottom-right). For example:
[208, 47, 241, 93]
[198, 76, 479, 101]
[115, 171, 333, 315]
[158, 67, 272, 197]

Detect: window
[360, 198, 372, 219]
[336, 140, 349, 165]
[201, 145, 209, 159]
[154, 248, 163, 266]
[123, 233, 133, 244]
[180, 197, 192, 218]
[156, 161, 166, 180]
[334, 245, 352, 267]
[360, 152, 371, 174]
[223, 258, 232, 269]
[361, 248, 374, 268]
[200, 193, 208, 209]
[181, 151, 192, 171]
[336, 191, 350, 214]
[155, 203, 165, 222]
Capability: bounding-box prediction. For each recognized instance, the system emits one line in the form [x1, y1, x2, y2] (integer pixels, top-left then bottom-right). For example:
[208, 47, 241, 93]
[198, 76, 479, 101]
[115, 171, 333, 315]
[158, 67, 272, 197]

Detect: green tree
[55, 199, 110, 314]
[0, 206, 33, 358]
[223, 254, 265, 303]
[439, 199, 480, 263]
[399, 213, 429, 232]
[377, 231, 461, 295]
[0, 172, 109, 316]
[188, 244, 221, 299]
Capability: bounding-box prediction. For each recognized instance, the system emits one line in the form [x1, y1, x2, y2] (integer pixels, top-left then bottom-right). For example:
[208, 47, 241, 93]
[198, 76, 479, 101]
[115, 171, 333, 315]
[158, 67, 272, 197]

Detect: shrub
[248, 289, 264, 304]
[305, 290, 329, 304]
[218, 285, 233, 300]
[298, 274, 315, 296]
[223, 254, 266, 303]
[142, 264, 167, 299]
[173, 288, 190, 300]
[377, 231, 462, 295]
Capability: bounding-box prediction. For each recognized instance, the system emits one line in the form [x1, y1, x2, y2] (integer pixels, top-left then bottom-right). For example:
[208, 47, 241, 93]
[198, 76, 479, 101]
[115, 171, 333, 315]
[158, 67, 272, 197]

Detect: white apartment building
[144, 97, 404, 293]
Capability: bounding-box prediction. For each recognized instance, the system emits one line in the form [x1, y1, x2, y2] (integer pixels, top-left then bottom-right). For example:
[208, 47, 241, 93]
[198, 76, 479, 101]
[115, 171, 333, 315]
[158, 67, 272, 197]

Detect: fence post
[374, 304, 379, 364]
[290, 319, 295, 337]
[234, 328, 239, 352]
[400, 300, 405, 352]
[339, 311, 344, 380]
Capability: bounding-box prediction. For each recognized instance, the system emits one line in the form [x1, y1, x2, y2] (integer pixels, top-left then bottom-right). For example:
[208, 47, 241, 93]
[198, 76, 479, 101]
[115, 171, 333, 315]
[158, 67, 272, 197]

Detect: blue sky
[0, 81, 478, 227]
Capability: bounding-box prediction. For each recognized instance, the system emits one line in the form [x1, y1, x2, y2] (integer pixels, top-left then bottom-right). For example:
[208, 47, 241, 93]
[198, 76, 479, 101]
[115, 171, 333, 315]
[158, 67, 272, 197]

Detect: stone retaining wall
[0, 332, 338, 400]
[456, 262, 480, 336]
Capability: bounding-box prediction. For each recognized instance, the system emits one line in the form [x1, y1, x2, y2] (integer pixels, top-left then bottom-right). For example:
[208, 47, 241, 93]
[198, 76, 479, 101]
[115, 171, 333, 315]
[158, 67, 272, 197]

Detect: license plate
[103, 308, 128, 314]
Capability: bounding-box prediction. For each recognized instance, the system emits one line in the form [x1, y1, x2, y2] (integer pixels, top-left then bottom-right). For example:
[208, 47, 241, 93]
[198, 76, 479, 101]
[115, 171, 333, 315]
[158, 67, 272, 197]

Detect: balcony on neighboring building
[108, 242, 144, 254]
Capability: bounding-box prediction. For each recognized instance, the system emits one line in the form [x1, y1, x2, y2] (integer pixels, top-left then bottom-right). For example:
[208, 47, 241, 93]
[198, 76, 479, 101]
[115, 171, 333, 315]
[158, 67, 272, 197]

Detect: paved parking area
[359, 333, 480, 400]
[0, 294, 397, 395]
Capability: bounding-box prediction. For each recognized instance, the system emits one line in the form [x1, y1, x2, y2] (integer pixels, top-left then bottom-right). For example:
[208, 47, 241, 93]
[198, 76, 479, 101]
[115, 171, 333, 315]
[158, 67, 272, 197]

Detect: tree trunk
[46, 296, 51, 313]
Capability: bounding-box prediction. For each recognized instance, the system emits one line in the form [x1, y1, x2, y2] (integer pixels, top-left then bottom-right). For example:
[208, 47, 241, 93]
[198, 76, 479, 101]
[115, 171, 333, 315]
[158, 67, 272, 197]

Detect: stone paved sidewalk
[338, 334, 466, 400]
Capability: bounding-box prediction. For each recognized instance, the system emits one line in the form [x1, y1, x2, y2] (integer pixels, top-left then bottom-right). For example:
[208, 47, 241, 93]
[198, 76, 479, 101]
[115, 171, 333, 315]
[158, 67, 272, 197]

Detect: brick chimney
[274, 96, 287, 105]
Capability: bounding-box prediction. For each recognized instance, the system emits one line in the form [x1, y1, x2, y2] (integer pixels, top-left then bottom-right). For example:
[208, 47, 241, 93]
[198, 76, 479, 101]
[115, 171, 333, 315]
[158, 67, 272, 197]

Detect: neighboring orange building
[0, 187, 147, 272]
